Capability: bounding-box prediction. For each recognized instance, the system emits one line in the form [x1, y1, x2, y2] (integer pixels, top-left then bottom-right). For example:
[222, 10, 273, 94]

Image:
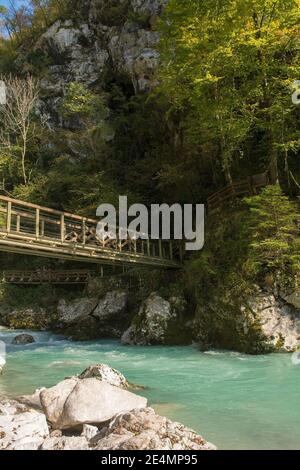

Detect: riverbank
[1, 328, 300, 450]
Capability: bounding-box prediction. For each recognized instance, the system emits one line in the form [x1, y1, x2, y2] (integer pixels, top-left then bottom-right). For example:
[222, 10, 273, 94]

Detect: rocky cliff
[34, 0, 167, 125]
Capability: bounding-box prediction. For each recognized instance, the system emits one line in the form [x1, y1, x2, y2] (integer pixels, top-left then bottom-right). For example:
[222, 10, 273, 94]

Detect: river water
[0, 327, 299, 450]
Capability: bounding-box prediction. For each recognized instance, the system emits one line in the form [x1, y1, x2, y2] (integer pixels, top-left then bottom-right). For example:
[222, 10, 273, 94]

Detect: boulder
[92, 291, 128, 321]
[122, 292, 189, 346]
[248, 295, 300, 352]
[12, 334, 35, 345]
[57, 298, 98, 326]
[40, 378, 147, 430]
[78, 364, 129, 388]
[0, 399, 49, 450]
[92, 407, 217, 451]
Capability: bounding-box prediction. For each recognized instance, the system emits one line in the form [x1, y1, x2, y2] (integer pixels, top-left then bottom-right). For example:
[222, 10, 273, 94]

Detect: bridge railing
[0, 196, 184, 264]
[207, 172, 269, 213]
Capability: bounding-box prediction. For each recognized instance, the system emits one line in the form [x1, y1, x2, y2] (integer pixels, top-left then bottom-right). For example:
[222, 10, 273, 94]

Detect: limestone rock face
[248, 294, 300, 352]
[108, 28, 160, 92]
[121, 292, 189, 346]
[0, 399, 49, 450]
[36, 1, 167, 126]
[40, 377, 147, 430]
[57, 298, 98, 326]
[92, 407, 217, 451]
[93, 290, 128, 321]
[78, 364, 129, 388]
[12, 334, 35, 345]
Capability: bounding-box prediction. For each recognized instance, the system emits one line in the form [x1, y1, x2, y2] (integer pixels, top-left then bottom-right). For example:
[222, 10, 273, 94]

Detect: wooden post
[134, 238, 137, 254]
[147, 239, 151, 257]
[101, 266, 104, 278]
[60, 214, 65, 243]
[36, 209, 40, 239]
[41, 220, 45, 237]
[82, 219, 86, 245]
[16, 215, 21, 233]
[6, 201, 11, 233]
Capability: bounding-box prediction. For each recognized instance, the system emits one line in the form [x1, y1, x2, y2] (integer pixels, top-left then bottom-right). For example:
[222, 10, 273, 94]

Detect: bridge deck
[0, 196, 182, 268]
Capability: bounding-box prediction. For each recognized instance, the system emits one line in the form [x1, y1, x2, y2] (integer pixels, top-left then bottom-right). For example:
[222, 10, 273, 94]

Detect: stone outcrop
[92, 407, 216, 451]
[93, 290, 128, 321]
[122, 292, 190, 346]
[57, 298, 98, 326]
[12, 334, 35, 345]
[247, 294, 300, 352]
[56, 290, 129, 339]
[40, 377, 147, 430]
[0, 400, 49, 450]
[34, 0, 168, 127]
[78, 364, 129, 388]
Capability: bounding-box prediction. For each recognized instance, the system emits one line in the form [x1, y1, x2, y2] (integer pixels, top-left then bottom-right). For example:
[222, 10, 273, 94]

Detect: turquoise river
[0, 327, 299, 450]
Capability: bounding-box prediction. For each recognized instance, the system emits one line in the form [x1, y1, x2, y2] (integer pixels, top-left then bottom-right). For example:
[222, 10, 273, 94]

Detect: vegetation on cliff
[0, 0, 299, 350]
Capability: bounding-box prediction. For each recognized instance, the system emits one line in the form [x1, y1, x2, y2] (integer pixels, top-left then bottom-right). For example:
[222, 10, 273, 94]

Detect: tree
[157, 0, 300, 188]
[0, 74, 40, 185]
[245, 185, 300, 272]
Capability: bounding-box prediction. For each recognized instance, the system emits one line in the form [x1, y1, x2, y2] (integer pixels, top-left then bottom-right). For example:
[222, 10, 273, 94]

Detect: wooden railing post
[35, 208, 40, 239]
[82, 219, 86, 245]
[6, 201, 11, 233]
[16, 214, 21, 233]
[60, 214, 65, 243]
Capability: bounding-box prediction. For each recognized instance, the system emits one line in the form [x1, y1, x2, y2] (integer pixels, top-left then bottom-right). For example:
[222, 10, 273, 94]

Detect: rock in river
[12, 334, 35, 345]
[40, 377, 147, 430]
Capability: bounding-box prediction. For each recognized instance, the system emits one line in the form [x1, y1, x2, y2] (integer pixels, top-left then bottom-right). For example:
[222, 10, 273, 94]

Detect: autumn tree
[0, 74, 40, 185]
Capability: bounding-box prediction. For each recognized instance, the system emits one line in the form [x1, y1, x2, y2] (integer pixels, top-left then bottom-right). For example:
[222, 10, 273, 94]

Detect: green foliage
[157, 0, 300, 188]
[245, 185, 300, 272]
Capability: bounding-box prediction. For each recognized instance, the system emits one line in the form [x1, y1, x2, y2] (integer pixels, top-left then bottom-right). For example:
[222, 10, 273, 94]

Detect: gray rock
[17, 388, 45, 411]
[57, 298, 98, 325]
[121, 292, 176, 345]
[12, 334, 35, 345]
[248, 294, 300, 352]
[92, 407, 217, 451]
[93, 290, 128, 321]
[40, 378, 147, 430]
[81, 424, 99, 440]
[0, 399, 49, 450]
[78, 364, 129, 388]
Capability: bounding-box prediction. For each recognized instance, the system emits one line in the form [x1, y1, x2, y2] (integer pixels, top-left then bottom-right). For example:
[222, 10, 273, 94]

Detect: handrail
[207, 172, 269, 212]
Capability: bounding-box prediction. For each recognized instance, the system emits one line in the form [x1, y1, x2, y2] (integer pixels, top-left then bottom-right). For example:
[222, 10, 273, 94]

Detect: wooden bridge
[2, 269, 94, 285]
[207, 172, 269, 213]
[0, 196, 182, 269]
